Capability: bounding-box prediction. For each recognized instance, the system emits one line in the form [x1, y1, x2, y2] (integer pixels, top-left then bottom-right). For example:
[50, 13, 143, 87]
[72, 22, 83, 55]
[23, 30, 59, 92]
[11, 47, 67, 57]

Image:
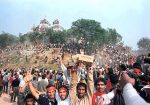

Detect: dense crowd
[0, 51, 150, 105]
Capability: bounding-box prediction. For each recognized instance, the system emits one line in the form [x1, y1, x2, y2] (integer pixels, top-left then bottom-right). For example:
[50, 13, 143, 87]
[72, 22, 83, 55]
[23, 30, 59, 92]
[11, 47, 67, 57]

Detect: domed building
[32, 18, 63, 33]
[38, 18, 51, 32]
[51, 19, 64, 32]
[32, 18, 51, 33]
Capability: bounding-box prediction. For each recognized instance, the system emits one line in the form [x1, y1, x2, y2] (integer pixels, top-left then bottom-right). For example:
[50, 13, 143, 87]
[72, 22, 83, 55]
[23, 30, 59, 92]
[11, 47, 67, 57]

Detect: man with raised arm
[25, 74, 58, 105]
[70, 63, 94, 105]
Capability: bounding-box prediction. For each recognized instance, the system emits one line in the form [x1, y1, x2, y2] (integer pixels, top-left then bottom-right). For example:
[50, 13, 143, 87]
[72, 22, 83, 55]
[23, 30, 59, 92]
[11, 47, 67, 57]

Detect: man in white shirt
[56, 85, 70, 105]
[37, 74, 48, 94]
[121, 73, 149, 105]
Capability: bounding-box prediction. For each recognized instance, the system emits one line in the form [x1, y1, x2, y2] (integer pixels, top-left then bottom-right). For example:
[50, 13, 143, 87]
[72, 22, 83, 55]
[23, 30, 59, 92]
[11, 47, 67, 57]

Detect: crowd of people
[0, 42, 150, 105]
[0, 51, 150, 105]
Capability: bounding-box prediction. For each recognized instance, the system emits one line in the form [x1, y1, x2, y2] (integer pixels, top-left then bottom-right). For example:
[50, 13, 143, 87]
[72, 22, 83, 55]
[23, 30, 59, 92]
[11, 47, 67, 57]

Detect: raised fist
[24, 74, 33, 82]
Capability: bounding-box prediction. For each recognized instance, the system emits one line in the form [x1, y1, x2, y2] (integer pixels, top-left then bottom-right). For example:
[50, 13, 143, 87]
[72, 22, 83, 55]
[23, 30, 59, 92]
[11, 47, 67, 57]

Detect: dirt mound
[0, 48, 72, 70]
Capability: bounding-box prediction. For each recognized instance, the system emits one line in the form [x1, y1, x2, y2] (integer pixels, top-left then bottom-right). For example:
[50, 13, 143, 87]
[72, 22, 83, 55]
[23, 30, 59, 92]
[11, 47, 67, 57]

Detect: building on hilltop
[32, 18, 63, 33]
[38, 18, 51, 32]
[51, 19, 64, 32]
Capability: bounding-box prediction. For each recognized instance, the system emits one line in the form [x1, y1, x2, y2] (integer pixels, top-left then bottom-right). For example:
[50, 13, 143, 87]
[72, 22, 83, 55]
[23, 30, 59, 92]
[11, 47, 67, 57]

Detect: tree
[0, 32, 18, 49]
[137, 37, 150, 50]
[71, 19, 102, 41]
[19, 33, 27, 43]
[106, 28, 122, 45]
[70, 19, 104, 54]
[70, 19, 122, 54]
[46, 29, 67, 44]
[25, 32, 42, 45]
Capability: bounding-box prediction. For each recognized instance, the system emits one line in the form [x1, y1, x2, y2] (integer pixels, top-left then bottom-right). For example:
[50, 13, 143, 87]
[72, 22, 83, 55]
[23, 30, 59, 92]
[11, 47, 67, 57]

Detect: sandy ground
[0, 93, 17, 105]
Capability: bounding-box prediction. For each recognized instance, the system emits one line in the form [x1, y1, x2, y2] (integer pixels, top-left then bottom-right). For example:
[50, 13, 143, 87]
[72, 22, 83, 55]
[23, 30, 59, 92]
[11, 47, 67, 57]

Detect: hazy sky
[0, 0, 150, 50]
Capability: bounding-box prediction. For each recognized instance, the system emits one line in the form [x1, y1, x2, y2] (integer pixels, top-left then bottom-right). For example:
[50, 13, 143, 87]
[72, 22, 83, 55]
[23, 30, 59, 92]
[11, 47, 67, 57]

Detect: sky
[0, 0, 150, 50]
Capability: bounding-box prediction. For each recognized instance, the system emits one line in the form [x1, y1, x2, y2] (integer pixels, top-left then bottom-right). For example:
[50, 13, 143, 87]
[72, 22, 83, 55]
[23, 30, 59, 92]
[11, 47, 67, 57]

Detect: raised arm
[120, 73, 149, 105]
[26, 74, 40, 100]
[58, 54, 69, 83]
[123, 83, 149, 105]
[86, 64, 94, 98]
[28, 81, 40, 100]
[70, 69, 78, 103]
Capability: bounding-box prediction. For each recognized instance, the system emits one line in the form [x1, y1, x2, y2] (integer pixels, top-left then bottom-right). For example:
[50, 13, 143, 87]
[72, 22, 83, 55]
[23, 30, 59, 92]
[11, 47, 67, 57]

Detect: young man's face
[133, 68, 142, 76]
[47, 88, 56, 99]
[25, 98, 34, 105]
[77, 86, 86, 99]
[96, 81, 106, 92]
[58, 88, 68, 100]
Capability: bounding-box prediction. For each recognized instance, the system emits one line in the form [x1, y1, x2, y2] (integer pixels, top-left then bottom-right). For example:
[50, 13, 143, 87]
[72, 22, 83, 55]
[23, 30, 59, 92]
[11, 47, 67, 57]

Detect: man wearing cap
[27, 74, 70, 105]
[22, 70, 57, 105]
[28, 80, 58, 105]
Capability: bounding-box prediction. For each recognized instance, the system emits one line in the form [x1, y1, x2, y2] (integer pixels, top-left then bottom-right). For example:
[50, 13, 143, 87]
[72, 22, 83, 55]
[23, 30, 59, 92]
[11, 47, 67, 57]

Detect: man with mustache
[70, 64, 94, 105]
